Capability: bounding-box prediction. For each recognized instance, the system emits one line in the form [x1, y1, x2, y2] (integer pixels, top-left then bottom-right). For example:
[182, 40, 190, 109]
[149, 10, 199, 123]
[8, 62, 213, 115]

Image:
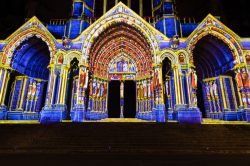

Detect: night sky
[0, 0, 250, 39]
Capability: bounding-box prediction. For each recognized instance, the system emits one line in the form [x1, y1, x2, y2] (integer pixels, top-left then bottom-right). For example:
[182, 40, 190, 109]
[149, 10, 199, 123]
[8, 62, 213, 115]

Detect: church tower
[153, 0, 180, 38]
[65, 0, 95, 38]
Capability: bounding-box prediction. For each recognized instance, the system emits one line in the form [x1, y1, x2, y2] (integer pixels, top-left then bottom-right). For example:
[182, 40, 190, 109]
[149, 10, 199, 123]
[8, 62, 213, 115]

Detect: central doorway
[124, 81, 136, 118]
[108, 81, 121, 118]
[108, 80, 136, 118]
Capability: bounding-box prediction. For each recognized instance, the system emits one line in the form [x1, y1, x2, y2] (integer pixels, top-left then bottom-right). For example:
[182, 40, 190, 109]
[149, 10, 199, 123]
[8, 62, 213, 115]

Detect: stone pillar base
[155, 104, 166, 123]
[71, 104, 85, 122]
[167, 111, 174, 120]
[167, 108, 174, 120]
[209, 112, 223, 120]
[168, 111, 178, 121]
[237, 107, 246, 121]
[175, 104, 187, 121]
[7, 111, 23, 120]
[23, 112, 39, 120]
[244, 109, 250, 122]
[223, 110, 238, 121]
[136, 111, 156, 121]
[177, 106, 202, 124]
[40, 104, 67, 124]
[0, 105, 7, 120]
[85, 111, 108, 120]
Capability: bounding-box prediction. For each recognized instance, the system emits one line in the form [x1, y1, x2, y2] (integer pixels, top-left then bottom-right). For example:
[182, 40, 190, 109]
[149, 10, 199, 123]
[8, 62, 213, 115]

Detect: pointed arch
[187, 16, 243, 66]
[87, 22, 153, 79]
[65, 50, 82, 65]
[159, 50, 178, 65]
[80, 3, 162, 64]
[3, 18, 57, 65]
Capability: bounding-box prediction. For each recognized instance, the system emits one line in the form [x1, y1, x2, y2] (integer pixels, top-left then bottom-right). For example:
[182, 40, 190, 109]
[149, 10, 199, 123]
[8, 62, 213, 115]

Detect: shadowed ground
[1, 122, 250, 165]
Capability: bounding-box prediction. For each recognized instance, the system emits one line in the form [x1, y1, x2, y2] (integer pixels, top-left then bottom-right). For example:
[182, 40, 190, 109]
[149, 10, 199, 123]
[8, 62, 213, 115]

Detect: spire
[152, 0, 176, 17]
[153, 0, 180, 38]
[163, 0, 175, 15]
[67, 0, 95, 38]
[71, 0, 84, 18]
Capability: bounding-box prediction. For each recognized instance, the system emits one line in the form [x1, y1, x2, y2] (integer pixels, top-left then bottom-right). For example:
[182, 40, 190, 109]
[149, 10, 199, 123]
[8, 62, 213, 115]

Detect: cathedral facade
[0, 0, 249, 124]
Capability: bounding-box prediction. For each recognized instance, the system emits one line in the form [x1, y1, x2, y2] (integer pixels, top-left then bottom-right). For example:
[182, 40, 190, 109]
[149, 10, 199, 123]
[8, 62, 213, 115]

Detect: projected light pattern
[0, 1, 249, 124]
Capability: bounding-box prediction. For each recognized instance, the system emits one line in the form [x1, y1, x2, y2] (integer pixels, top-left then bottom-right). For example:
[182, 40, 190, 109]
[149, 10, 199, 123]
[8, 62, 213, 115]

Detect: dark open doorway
[197, 81, 206, 117]
[108, 80, 121, 118]
[66, 58, 79, 119]
[162, 57, 172, 110]
[124, 81, 136, 118]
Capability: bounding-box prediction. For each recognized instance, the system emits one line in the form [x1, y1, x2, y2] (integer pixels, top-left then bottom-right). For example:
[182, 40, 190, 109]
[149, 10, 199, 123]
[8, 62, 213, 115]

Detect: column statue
[212, 81, 218, 97]
[242, 68, 250, 89]
[120, 81, 124, 98]
[191, 70, 198, 89]
[235, 69, 244, 89]
[209, 81, 214, 99]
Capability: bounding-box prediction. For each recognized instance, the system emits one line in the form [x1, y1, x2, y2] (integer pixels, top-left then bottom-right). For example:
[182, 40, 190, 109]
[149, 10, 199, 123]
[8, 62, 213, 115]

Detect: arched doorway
[108, 80, 120, 118]
[107, 80, 137, 118]
[162, 57, 174, 119]
[6, 36, 51, 120]
[66, 58, 79, 118]
[192, 34, 240, 120]
[87, 23, 153, 120]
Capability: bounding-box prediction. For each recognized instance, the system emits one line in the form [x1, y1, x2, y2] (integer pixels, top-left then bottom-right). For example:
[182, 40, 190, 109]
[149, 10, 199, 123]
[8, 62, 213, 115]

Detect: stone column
[136, 80, 143, 119]
[143, 80, 148, 114]
[165, 75, 173, 120]
[235, 67, 250, 121]
[58, 65, 69, 105]
[177, 67, 202, 124]
[173, 65, 181, 105]
[103, 0, 107, 14]
[136, 81, 140, 118]
[17, 76, 28, 111]
[87, 77, 93, 117]
[235, 78, 244, 120]
[139, 0, 143, 17]
[99, 80, 107, 119]
[0, 66, 11, 119]
[172, 64, 182, 119]
[127, 0, 131, 8]
[45, 64, 56, 106]
[104, 81, 108, 117]
[154, 64, 166, 122]
[46, 65, 69, 122]
[40, 63, 68, 123]
[72, 64, 88, 122]
[147, 79, 152, 112]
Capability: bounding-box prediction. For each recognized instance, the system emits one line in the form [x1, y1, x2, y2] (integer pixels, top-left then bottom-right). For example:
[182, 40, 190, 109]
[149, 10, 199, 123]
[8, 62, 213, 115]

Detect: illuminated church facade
[0, 0, 250, 124]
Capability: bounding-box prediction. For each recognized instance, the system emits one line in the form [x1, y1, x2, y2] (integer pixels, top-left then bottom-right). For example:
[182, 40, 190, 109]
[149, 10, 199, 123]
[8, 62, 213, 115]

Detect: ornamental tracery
[82, 13, 160, 61]
[89, 23, 153, 79]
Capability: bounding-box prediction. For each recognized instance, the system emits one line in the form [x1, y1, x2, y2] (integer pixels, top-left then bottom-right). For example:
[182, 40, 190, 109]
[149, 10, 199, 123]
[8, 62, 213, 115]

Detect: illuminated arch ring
[3, 28, 57, 66]
[82, 13, 159, 64]
[159, 50, 178, 65]
[65, 50, 82, 65]
[187, 26, 243, 65]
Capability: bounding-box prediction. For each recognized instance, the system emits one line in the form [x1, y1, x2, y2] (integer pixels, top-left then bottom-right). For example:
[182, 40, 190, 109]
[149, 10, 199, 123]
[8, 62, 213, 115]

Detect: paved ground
[0, 121, 250, 165]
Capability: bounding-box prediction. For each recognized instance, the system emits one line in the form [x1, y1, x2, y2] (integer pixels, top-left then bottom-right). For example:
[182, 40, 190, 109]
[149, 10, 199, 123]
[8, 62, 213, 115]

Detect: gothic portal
[0, 1, 250, 124]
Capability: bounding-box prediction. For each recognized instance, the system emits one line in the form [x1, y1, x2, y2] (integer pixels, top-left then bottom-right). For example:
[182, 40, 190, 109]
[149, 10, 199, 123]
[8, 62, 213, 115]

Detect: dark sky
[0, 0, 250, 39]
